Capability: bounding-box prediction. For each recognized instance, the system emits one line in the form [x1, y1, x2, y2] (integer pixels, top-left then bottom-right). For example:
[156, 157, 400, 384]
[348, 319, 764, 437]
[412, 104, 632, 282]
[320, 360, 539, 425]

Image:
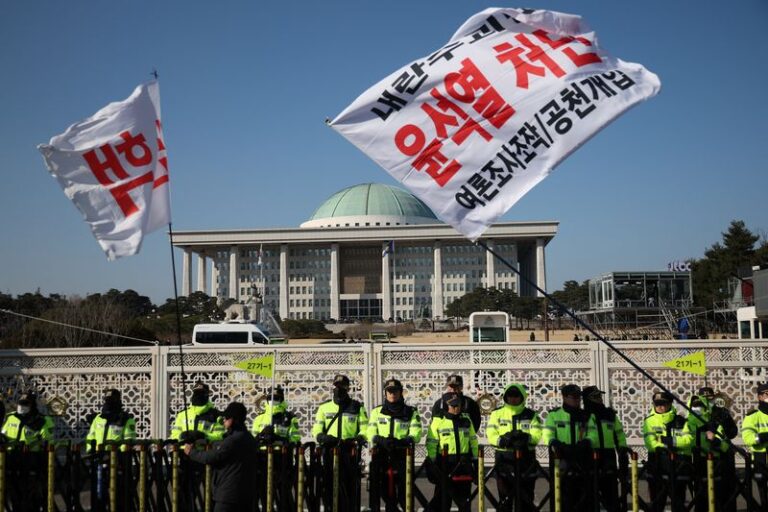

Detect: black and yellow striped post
[332, 446, 340, 512]
[204, 446, 213, 512]
[138, 444, 147, 512]
[296, 445, 305, 512]
[47, 444, 55, 512]
[707, 452, 715, 512]
[109, 444, 118, 512]
[630, 451, 639, 512]
[0, 445, 5, 510]
[266, 445, 274, 511]
[477, 446, 485, 512]
[553, 450, 561, 512]
[171, 445, 180, 512]
[405, 446, 413, 512]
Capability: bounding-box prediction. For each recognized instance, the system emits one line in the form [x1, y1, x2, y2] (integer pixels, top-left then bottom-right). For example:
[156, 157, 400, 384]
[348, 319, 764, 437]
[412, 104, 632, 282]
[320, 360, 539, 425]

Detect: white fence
[0, 340, 766, 457]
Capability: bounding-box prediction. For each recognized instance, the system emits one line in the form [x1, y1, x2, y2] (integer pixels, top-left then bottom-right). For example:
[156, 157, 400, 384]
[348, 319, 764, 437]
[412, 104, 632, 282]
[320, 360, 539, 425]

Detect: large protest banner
[330, 8, 660, 241]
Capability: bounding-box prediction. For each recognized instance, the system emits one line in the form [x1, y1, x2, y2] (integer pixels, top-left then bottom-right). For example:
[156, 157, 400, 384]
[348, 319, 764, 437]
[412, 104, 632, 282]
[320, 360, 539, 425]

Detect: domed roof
[300, 183, 438, 228]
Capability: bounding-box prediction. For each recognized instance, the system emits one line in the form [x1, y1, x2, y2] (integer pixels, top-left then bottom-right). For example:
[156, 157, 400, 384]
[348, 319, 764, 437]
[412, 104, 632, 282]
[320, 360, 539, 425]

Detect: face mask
[691, 406, 703, 416]
[191, 392, 208, 406]
[333, 388, 349, 402]
[17, 405, 31, 415]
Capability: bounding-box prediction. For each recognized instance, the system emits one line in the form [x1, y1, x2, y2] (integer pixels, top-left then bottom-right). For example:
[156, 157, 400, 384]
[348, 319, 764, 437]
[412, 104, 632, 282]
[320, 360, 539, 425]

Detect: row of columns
[179, 238, 547, 318]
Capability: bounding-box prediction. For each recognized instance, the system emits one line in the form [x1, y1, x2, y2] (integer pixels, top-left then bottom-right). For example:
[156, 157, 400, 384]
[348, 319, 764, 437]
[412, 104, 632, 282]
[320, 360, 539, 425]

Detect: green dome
[301, 183, 438, 228]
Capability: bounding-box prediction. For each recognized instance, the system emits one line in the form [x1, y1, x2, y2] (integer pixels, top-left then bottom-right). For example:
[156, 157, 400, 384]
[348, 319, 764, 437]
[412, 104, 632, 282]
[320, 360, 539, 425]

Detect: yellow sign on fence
[234, 354, 275, 378]
[663, 351, 706, 376]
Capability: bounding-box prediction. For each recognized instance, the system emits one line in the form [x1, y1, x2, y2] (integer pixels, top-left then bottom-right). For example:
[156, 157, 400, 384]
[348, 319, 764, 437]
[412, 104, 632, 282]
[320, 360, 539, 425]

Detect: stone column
[228, 246, 239, 301]
[211, 258, 220, 301]
[279, 244, 289, 319]
[382, 242, 392, 321]
[509, 244, 519, 294]
[196, 253, 207, 294]
[181, 249, 192, 297]
[485, 240, 496, 289]
[432, 242, 444, 318]
[330, 243, 340, 321]
[536, 238, 547, 297]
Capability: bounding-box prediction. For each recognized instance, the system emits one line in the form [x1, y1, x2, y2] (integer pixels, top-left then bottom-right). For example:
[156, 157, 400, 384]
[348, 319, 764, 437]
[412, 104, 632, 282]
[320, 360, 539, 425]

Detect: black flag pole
[476, 239, 737, 448]
[168, 222, 191, 433]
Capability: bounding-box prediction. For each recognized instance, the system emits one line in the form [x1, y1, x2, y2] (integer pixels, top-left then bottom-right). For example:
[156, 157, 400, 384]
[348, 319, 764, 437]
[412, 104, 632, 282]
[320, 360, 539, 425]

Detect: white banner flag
[330, 8, 660, 241]
[38, 81, 171, 260]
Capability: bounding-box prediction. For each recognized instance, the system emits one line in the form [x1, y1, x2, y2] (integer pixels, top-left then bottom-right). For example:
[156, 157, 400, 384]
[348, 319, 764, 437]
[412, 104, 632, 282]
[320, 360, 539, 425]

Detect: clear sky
[1, 1, 766, 304]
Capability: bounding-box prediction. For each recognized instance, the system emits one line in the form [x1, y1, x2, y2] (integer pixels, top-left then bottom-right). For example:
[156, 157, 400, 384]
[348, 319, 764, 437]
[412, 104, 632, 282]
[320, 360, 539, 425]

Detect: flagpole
[476, 240, 715, 425]
[168, 222, 191, 432]
[392, 240, 397, 337]
[269, 349, 277, 427]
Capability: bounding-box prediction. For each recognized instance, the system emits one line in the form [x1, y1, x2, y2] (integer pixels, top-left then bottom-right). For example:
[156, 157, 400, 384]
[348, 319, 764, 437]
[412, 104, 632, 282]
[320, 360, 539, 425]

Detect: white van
[192, 322, 275, 346]
[469, 311, 510, 342]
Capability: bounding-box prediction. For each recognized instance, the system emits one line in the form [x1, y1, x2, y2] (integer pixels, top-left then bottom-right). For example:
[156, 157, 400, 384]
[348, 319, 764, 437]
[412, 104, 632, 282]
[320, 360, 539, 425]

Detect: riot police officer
[252, 386, 300, 510]
[312, 374, 368, 511]
[583, 385, 628, 511]
[86, 389, 136, 450]
[487, 383, 542, 512]
[684, 394, 729, 511]
[170, 381, 225, 442]
[542, 384, 592, 512]
[366, 378, 422, 511]
[642, 391, 691, 512]
[426, 392, 478, 512]
[741, 382, 768, 506]
[431, 374, 481, 432]
[1, 391, 54, 512]
[699, 385, 737, 512]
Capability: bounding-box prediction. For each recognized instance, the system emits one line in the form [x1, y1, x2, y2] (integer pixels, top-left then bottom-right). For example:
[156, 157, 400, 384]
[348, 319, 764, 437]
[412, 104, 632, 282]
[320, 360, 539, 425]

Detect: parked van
[469, 311, 510, 342]
[192, 322, 277, 346]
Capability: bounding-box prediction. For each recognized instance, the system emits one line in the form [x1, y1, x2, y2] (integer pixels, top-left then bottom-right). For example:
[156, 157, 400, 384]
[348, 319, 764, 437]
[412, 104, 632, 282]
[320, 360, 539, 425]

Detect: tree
[550, 280, 590, 312]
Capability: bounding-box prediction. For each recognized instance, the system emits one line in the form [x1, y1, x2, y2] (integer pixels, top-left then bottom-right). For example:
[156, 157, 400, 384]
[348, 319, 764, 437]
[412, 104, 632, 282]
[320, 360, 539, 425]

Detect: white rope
[0, 308, 159, 346]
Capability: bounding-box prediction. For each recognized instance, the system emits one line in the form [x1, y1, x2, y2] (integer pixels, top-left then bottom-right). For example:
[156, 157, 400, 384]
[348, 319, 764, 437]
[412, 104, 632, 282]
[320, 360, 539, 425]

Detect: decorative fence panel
[0, 340, 765, 452]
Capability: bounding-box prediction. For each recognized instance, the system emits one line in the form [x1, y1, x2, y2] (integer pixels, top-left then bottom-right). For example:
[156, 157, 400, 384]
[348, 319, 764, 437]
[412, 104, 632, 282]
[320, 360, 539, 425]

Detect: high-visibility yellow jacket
[170, 402, 225, 442]
[252, 402, 301, 444]
[312, 399, 368, 441]
[741, 405, 768, 454]
[487, 383, 542, 453]
[365, 403, 422, 443]
[426, 413, 478, 460]
[642, 406, 691, 454]
[1, 413, 55, 452]
[542, 406, 592, 446]
[86, 412, 137, 451]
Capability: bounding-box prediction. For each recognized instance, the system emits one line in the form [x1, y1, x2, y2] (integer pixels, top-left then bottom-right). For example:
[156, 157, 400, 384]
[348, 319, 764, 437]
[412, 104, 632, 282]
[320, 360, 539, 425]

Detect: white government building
[173, 183, 558, 322]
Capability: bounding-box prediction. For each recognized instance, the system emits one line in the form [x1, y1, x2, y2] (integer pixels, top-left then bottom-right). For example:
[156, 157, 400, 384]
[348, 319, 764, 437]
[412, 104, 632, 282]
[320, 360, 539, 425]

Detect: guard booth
[469, 311, 510, 342]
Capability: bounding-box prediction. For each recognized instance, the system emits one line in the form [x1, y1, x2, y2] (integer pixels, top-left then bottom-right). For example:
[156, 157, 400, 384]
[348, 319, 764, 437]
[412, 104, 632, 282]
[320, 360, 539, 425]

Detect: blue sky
[1, 1, 766, 304]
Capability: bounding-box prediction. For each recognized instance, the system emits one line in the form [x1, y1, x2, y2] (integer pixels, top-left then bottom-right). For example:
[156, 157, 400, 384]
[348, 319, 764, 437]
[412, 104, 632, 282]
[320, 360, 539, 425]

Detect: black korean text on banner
[330, 8, 660, 241]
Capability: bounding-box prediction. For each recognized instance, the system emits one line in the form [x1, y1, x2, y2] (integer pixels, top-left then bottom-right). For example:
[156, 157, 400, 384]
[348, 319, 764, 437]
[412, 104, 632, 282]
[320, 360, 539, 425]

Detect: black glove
[425, 459, 438, 484]
[549, 439, 564, 451]
[372, 435, 384, 447]
[258, 431, 275, 445]
[498, 433, 514, 449]
[758, 432, 768, 444]
[654, 446, 669, 459]
[396, 437, 412, 447]
[179, 430, 205, 444]
[709, 436, 722, 449]
[356, 435, 367, 446]
[617, 447, 630, 468]
[316, 434, 337, 447]
[261, 425, 275, 436]
[661, 435, 674, 448]
[510, 431, 530, 449]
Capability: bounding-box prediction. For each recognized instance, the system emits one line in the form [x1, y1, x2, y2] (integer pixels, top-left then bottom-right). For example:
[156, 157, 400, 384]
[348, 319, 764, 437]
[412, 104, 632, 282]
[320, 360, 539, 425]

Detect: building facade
[172, 183, 558, 321]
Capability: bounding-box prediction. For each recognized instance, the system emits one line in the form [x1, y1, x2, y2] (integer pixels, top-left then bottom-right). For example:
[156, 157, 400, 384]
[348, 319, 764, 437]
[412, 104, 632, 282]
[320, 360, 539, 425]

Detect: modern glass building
[172, 183, 558, 321]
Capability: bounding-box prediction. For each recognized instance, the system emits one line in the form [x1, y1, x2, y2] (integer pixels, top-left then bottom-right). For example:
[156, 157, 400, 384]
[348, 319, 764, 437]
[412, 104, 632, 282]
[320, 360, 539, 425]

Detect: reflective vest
[170, 403, 225, 441]
[86, 412, 137, 451]
[487, 405, 542, 453]
[741, 407, 768, 454]
[586, 408, 628, 450]
[365, 403, 422, 443]
[542, 407, 591, 446]
[1, 413, 55, 452]
[312, 399, 368, 441]
[252, 403, 301, 444]
[642, 407, 691, 454]
[683, 397, 727, 457]
[426, 414, 478, 460]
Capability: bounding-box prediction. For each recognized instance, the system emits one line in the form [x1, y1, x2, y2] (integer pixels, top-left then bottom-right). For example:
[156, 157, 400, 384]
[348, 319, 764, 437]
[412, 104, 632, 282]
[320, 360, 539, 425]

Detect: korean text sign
[38, 81, 170, 260]
[330, 8, 660, 241]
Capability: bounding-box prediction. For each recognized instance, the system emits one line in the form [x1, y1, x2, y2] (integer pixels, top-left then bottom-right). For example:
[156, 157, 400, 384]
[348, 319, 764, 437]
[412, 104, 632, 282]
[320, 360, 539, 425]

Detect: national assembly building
[172, 183, 558, 322]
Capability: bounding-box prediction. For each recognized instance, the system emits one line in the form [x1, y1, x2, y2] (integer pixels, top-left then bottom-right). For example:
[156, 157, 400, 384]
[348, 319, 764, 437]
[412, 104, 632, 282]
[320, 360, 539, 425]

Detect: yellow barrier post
[47, 444, 55, 512]
[138, 444, 147, 512]
[631, 451, 639, 512]
[171, 445, 179, 512]
[478, 446, 485, 512]
[553, 451, 561, 512]
[707, 452, 715, 512]
[332, 446, 340, 512]
[297, 446, 305, 512]
[205, 445, 213, 512]
[0, 445, 5, 512]
[266, 445, 274, 511]
[109, 445, 118, 512]
[405, 446, 413, 512]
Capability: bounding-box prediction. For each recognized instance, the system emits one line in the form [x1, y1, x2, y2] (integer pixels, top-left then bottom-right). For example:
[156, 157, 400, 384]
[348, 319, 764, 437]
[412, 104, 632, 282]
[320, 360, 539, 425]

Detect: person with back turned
[184, 402, 259, 512]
